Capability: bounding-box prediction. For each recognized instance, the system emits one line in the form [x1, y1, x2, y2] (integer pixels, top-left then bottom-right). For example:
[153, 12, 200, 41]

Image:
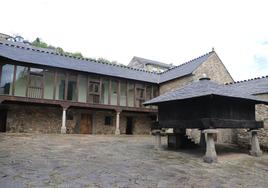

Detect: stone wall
[236, 101, 268, 150]
[5, 104, 153, 135]
[193, 52, 234, 84]
[94, 111, 152, 135]
[159, 76, 194, 95]
[6, 104, 63, 133]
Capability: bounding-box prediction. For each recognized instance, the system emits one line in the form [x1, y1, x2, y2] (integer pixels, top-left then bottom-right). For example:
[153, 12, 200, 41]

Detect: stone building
[0, 40, 267, 149]
[128, 56, 174, 73]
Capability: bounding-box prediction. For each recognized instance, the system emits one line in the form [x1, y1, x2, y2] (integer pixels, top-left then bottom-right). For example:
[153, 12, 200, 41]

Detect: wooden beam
[64, 72, 68, 100]
[25, 67, 30, 97]
[12, 65, 17, 96]
[126, 81, 128, 107]
[0, 95, 158, 113]
[108, 79, 111, 105]
[53, 71, 57, 100]
[134, 83, 136, 107]
[76, 74, 79, 102]
[41, 70, 44, 99]
[117, 80, 120, 106]
[159, 118, 264, 129]
[0, 64, 2, 87]
[99, 77, 102, 104]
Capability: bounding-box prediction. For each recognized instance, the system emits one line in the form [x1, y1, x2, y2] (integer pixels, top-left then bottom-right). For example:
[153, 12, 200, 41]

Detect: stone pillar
[153, 130, 161, 149]
[249, 130, 262, 157]
[199, 130, 206, 148]
[203, 129, 218, 163]
[115, 111, 120, 135]
[61, 108, 67, 134]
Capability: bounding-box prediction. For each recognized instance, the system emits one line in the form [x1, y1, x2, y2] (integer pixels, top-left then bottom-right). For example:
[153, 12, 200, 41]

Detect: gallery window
[27, 68, 44, 98]
[0, 64, 14, 95]
[88, 77, 100, 103]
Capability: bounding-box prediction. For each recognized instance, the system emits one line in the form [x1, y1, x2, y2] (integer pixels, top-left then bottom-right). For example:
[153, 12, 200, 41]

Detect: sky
[1, 0, 268, 81]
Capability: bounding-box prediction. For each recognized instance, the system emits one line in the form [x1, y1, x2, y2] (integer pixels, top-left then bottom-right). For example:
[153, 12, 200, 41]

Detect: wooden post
[99, 77, 102, 103]
[64, 72, 68, 100]
[108, 79, 111, 105]
[53, 71, 57, 100]
[134, 83, 136, 107]
[0, 64, 2, 88]
[76, 74, 79, 102]
[12, 65, 17, 96]
[126, 81, 128, 107]
[117, 80, 120, 106]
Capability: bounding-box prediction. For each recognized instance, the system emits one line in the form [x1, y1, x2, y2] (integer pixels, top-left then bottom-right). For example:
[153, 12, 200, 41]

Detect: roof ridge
[159, 51, 213, 75]
[225, 75, 268, 85]
[0, 41, 159, 75]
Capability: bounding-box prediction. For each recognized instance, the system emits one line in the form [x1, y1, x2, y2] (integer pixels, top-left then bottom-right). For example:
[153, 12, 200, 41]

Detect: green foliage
[31, 37, 118, 64]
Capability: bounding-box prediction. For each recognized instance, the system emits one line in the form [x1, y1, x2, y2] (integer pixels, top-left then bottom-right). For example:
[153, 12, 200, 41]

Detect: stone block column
[115, 111, 121, 135]
[249, 130, 262, 157]
[61, 107, 67, 134]
[203, 129, 218, 163]
[153, 130, 161, 149]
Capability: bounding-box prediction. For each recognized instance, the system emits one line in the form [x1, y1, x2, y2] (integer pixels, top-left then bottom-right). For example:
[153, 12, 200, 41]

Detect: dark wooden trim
[41, 70, 44, 99]
[53, 71, 57, 100]
[108, 79, 111, 105]
[64, 72, 68, 100]
[76, 74, 79, 102]
[25, 67, 30, 97]
[159, 118, 264, 129]
[151, 86, 154, 109]
[99, 77, 102, 102]
[12, 65, 17, 96]
[0, 64, 2, 86]
[87, 76, 89, 103]
[134, 83, 136, 107]
[126, 81, 128, 107]
[0, 95, 158, 113]
[117, 80, 120, 106]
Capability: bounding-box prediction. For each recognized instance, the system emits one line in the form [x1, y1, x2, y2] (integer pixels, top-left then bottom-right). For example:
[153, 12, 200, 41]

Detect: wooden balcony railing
[27, 86, 43, 98]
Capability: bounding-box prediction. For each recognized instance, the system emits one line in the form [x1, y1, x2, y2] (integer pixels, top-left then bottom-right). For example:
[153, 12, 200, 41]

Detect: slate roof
[129, 56, 173, 69]
[144, 78, 268, 105]
[159, 52, 212, 83]
[0, 41, 159, 83]
[226, 76, 268, 95]
[0, 40, 214, 84]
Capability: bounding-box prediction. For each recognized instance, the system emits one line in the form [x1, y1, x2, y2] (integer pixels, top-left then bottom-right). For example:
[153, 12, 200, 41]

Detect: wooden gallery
[0, 40, 268, 162]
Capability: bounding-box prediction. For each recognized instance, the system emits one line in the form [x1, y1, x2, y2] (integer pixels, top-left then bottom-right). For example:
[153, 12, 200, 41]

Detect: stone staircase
[186, 129, 201, 145]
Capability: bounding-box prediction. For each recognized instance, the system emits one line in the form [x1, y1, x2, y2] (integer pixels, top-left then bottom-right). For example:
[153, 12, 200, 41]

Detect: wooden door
[0, 110, 7, 132]
[80, 114, 92, 134]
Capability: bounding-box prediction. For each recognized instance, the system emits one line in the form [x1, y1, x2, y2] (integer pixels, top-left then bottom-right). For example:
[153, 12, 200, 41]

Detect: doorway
[0, 110, 7, 132]
[80, 114, 92, 134]
[126, 117, 133, 135]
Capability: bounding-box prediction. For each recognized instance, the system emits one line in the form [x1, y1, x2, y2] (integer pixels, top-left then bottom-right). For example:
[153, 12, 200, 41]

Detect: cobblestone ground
[0, 134, 268, 188]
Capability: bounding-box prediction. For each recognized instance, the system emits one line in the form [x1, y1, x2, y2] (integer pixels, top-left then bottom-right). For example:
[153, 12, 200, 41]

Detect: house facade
[0, 40, 267, 149]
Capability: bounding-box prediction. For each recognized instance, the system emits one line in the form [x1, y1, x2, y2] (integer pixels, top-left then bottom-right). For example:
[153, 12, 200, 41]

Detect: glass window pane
[28, 74, 43, 98]
[101, 79, 109, 105]
[44, 70, 54, 99]
[111, 80, 118, 105]
[127, 83, 134, 107]
[120, 81, 127, 106]
[14, 66, 28, 97]
[56, 73, 66, 100]
[146, 85, 152, 100]
[78, 75, 87, 103]
[67, 74, 77, 101]
[0, 64, 14, 95]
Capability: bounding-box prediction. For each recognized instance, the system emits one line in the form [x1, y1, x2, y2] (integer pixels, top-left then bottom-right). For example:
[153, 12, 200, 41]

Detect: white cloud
[1, 0, 268, 80]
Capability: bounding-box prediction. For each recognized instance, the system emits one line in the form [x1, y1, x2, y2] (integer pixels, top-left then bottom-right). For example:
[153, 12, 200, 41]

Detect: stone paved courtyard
[0, 134, 268, 188]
